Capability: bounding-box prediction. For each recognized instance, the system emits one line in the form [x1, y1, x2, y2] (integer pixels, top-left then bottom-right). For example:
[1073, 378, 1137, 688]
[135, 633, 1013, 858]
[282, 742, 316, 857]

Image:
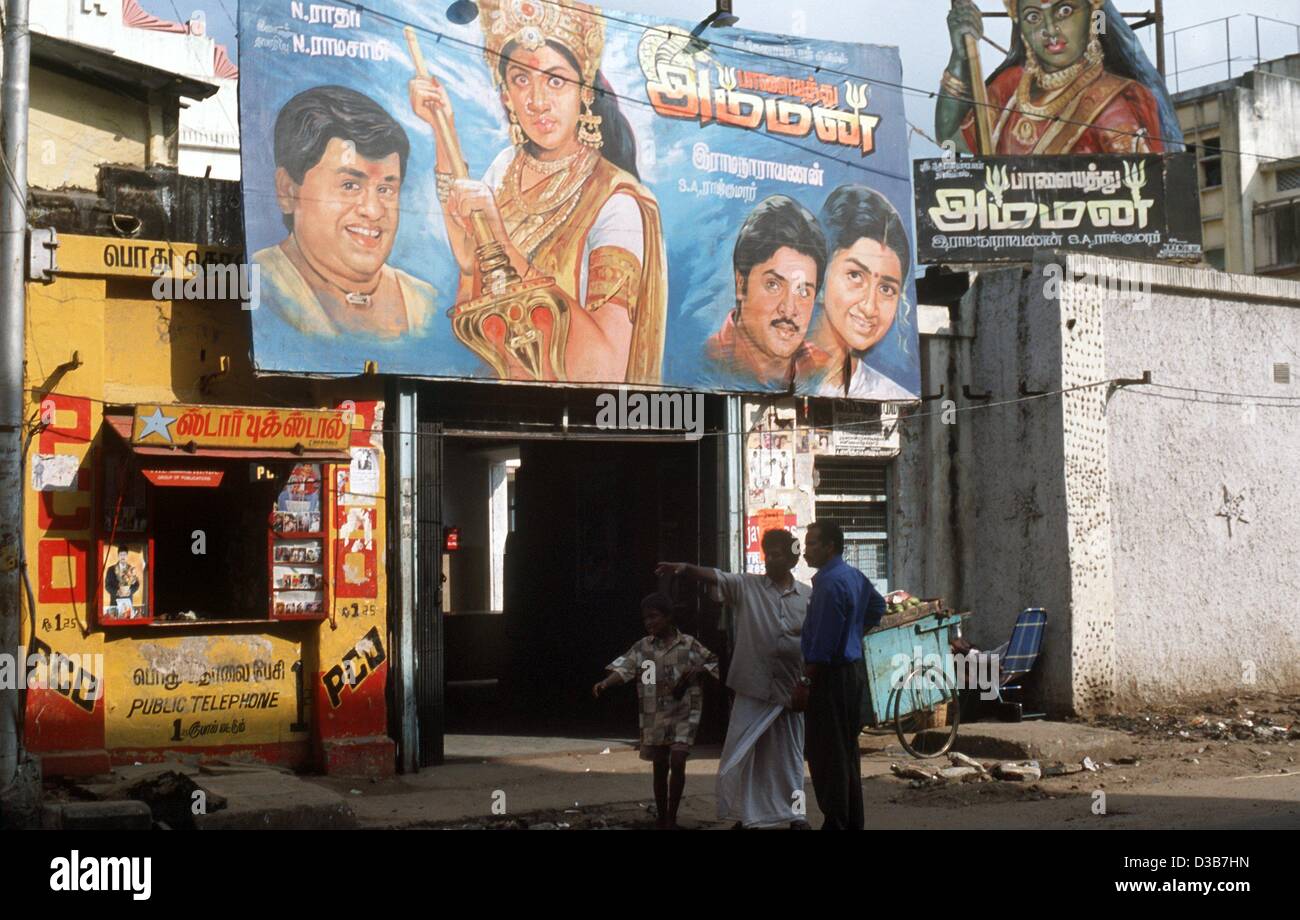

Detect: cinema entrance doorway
[390, 383, 733, 768]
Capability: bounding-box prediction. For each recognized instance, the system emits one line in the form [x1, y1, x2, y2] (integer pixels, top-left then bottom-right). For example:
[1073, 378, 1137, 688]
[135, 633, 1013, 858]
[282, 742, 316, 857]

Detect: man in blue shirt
[791, 521, 886, 830]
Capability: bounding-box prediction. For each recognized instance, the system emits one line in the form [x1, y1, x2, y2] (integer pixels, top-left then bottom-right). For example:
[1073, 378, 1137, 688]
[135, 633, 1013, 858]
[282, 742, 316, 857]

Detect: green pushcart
[861, 604, 964, 758]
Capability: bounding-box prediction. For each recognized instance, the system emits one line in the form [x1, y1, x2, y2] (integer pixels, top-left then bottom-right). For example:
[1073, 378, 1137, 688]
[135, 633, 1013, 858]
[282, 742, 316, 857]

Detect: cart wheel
[891, 665, 960, 759]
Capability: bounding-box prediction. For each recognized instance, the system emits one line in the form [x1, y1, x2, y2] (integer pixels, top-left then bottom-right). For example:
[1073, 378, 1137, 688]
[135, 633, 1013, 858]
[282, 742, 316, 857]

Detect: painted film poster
[238, 0, 920, 401]
[914, 153, 1204, 265]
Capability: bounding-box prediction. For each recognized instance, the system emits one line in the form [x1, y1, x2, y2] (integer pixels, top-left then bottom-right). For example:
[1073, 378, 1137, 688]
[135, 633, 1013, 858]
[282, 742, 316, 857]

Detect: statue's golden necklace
[1034, 55, 1088, 91]
[1012, 59, 1103, 133]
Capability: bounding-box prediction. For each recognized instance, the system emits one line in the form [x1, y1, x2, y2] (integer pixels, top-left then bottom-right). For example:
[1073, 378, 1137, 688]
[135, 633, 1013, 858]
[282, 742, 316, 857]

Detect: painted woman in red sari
[936, 0, 1180, 156]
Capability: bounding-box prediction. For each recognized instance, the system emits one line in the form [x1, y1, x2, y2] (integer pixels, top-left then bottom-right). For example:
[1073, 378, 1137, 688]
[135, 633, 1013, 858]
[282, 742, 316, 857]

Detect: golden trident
[405, 27, 572, 381]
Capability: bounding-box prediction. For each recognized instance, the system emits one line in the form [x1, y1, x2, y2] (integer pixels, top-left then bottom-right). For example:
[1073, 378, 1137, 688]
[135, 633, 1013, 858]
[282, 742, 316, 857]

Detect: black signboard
[914, 154, 1203, 265]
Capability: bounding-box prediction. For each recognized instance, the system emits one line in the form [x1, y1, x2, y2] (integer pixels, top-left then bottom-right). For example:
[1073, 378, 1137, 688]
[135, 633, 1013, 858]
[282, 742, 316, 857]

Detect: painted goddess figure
[409, 0, 667, 383]
[936, 0, 1182, 156]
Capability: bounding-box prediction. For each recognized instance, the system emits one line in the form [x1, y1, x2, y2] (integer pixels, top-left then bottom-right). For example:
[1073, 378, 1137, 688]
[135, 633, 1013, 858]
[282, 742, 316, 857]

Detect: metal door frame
[389, 384, 445, 770]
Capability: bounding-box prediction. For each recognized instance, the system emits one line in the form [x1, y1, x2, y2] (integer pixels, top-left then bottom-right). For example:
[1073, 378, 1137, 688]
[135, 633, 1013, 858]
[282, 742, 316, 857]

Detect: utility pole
[1155, 0, 1166, 77]
[0, 0, 32, 795]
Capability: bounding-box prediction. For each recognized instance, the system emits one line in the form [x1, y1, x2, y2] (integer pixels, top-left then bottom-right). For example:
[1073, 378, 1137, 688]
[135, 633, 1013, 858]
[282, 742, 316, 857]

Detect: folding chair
[991, 608, 1047, 722]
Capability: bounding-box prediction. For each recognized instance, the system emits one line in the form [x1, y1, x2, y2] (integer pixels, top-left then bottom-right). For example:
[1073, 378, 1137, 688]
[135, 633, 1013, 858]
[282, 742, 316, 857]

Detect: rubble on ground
[891, 752, 1056, 787]
[993, 761, 1042, 782]
[1092, 696, 1299, 745]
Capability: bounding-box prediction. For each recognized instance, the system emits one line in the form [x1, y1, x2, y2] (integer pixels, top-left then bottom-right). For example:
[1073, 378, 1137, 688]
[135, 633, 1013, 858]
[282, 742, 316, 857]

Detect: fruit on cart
[885, 591, 929, 617]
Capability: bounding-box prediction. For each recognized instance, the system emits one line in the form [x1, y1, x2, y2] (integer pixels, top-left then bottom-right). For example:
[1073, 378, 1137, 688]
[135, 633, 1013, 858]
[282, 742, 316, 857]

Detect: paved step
[192, 771, 358, 830]
[42, 800, 154, 830]
[914, 721, 1134, 762]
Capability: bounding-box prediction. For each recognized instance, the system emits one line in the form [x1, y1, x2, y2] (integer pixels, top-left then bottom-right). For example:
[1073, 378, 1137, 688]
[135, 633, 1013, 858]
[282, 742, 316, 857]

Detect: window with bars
[1197, 137, 1223, 190]
[813, 458, 890, 591]
[1254, 200, 1300, 272]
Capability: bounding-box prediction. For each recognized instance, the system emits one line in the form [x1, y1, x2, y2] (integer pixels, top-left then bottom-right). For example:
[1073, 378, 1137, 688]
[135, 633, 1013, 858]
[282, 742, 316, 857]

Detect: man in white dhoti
[656, 529, 811, 829]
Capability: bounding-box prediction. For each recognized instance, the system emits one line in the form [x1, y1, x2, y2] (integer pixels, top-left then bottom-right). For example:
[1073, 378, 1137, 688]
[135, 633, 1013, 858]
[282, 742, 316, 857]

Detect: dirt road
[313, 693, 1300, 830]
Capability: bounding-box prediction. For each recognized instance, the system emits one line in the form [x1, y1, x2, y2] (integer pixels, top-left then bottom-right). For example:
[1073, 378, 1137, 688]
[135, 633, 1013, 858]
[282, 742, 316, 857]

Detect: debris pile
[891, 753, 1048, 787]
[891, 751, 1141, 788]
[1095, 708, 1297, 744]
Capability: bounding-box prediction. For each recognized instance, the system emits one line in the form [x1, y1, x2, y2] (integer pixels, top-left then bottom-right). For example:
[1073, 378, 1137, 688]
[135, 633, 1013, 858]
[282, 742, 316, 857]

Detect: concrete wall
[905, 253, 1300, 714]
[28, 0, 241, 180]
[964, 265, 1080, 713]
[1083, 254, 1300, 704]
[29, 67, 151, 190]
[893, 304, 976, 612]
[899, 266, 1081, 712]
[178, 81, 241, 181]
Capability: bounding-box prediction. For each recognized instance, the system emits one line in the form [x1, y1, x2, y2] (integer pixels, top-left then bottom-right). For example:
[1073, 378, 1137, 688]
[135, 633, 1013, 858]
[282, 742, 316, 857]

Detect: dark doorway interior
[151, 468, 278, 620]
[445, 436, 721, 739]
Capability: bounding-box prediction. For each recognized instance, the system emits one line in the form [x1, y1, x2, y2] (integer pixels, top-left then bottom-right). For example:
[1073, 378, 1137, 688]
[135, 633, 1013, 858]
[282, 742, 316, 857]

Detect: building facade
[1174, 54, 1300, 279]
[22, 236, 393, 776]
[9, 4, 1300, 786]
[28, 0, 241, 181]
[14, 3, 390, 777]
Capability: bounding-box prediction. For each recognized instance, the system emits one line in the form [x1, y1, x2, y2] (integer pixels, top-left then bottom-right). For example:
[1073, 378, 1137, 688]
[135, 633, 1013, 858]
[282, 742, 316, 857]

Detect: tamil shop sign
[132, 404, 351, 452]
[913, 154, 1203, 264]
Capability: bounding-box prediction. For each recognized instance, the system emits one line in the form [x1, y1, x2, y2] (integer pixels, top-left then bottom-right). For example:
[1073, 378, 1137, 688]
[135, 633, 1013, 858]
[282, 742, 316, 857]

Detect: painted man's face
[276, 137, 401, 284]
[735, 247, 818, 361]
[1020, 1, 1092, 73]
[822, 238, 902, 353]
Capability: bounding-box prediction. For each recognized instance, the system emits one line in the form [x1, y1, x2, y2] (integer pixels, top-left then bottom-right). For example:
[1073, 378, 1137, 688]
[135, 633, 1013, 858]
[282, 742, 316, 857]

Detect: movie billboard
[238, 0, 920, 401]
[914, 153, 1204, 264]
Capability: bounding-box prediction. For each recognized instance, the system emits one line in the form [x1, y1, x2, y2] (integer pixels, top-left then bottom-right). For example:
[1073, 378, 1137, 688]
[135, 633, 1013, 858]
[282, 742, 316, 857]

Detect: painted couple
[704, 188, 915, 400]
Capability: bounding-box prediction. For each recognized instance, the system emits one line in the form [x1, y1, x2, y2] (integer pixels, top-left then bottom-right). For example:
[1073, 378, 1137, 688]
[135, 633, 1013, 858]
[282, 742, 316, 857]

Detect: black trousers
[805, 660, 865, 830]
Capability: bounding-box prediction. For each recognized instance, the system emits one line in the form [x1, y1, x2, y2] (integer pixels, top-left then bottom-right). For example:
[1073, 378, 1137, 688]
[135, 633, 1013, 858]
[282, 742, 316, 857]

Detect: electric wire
[334, 2, 916, 184]
[531, 0, 1294, 164]
[18, 2, 1300, 224]
[24, 372, 1300, 461]
[330, 0, 1300, 185]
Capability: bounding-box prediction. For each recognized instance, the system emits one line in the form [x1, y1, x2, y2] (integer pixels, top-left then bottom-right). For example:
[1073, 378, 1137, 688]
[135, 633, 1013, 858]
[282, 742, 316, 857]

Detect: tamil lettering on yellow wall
[106, 635, 308, 750]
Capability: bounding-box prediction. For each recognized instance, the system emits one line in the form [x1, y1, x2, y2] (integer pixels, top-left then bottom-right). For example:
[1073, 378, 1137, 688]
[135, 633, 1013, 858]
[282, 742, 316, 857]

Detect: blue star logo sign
[138, 406, 177, 443]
